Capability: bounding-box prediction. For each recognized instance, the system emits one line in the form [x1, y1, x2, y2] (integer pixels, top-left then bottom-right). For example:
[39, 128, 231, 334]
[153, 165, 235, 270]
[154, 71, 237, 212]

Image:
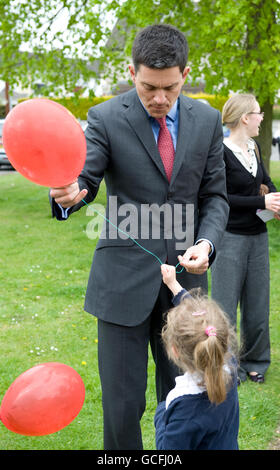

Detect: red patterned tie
[156, 117, 175, 182]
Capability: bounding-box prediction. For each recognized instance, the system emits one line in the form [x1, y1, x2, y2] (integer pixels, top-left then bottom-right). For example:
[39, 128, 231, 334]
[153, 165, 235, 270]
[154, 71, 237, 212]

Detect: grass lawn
[0, 162, 280, 450]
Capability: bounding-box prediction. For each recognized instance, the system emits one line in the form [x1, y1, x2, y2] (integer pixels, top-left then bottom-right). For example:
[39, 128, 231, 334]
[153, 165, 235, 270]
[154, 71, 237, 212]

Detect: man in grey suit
[50, 24, 229, 450]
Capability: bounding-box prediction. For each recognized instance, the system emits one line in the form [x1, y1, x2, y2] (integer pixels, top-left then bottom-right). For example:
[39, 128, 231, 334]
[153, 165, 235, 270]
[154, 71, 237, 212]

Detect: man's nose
[153, 90, 166, 104]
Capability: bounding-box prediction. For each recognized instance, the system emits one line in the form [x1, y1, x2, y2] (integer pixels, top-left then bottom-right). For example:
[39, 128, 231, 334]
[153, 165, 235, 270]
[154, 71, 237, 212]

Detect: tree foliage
[0, 0, 114, 95]
[1, 0, 280, 101]
[1, 0, 280, 169]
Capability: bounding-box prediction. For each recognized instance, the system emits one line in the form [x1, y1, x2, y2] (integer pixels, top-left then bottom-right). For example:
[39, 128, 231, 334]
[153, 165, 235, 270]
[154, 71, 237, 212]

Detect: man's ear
[128, 64, 136, 84]
[182, 66, 190, 82]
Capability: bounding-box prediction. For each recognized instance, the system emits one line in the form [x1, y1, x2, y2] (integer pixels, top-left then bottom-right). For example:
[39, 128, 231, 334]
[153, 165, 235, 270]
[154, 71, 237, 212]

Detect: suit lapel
[122, 90, 168, 180]
[170, 96, 195, 185]
[121, 90, 196, 184]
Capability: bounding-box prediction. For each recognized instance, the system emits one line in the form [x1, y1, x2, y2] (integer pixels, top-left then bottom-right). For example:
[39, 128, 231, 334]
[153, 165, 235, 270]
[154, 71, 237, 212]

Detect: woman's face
[245, 101, 264, 137]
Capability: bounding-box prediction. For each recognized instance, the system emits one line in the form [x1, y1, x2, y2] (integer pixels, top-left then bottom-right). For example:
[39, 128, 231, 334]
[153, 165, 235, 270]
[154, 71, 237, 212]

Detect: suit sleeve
[196, 110, 229, 264]
[50, 106, 110, 220]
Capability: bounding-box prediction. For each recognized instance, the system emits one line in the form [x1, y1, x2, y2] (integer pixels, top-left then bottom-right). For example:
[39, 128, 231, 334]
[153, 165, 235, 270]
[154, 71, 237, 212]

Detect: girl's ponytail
[194, 332, 227, 404]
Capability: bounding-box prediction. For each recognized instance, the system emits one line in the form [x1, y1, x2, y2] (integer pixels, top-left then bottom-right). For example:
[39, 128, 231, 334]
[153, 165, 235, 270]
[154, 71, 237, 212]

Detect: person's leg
[239, 232, 270, 379]
[98, 317, 150, 450]
[211, 232, 247, 324]
[211, 231, 247, 380]
[149, 282, 181, 403]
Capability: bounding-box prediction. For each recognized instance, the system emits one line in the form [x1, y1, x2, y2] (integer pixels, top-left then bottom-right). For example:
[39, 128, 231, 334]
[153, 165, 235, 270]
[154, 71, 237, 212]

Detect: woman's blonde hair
[162, 289, 238, 405]
[222, 93, 257, 129]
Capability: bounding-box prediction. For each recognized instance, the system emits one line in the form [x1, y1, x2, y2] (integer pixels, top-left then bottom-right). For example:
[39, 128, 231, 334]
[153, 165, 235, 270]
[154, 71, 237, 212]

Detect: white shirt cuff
[57, 204, 70, 219]
[195, 238, 214, 257]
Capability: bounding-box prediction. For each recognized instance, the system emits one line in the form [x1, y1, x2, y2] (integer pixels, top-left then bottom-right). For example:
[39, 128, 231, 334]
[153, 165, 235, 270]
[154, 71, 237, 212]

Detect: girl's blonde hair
[222, 93, 257, 129]
[162, 289, 238, 405]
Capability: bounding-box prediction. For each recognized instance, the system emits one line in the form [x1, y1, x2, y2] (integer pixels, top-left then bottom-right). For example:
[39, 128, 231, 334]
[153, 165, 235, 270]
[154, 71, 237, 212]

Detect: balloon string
[82, 199, 184, 274]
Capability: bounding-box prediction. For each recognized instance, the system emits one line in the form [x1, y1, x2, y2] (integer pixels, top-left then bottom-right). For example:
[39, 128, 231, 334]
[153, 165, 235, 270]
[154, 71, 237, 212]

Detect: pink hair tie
[192, 310, 206, 316]
[205, 326, 217, 337]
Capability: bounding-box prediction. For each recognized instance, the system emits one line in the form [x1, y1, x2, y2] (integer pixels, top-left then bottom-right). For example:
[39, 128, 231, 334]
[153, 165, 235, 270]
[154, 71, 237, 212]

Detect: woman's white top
[224, 137, 258, 177]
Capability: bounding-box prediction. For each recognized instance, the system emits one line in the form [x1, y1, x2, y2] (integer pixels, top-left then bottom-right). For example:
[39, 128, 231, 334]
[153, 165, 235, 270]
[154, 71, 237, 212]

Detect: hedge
[183, 92, 230, 112]
[18, 96, 115, 121]
[18, 93, 228, 118]
[14, 94, 280, 120]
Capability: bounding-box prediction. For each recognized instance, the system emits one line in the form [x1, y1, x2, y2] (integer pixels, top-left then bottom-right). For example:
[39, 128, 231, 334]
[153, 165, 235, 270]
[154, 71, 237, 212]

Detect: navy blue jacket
[154, 384, 239, 450]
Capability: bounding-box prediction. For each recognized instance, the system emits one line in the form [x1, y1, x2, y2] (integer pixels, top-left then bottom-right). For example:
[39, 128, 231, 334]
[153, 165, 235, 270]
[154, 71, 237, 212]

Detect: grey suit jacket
[51, 89, 229, 326]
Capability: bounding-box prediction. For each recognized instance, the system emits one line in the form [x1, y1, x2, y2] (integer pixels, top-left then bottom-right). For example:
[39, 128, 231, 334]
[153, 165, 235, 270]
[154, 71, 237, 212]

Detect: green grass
[0, 164, 280, 450]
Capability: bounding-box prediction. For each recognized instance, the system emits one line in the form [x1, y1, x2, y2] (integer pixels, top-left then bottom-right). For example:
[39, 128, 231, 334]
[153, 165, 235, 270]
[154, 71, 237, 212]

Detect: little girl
[154, 264, 239, 450]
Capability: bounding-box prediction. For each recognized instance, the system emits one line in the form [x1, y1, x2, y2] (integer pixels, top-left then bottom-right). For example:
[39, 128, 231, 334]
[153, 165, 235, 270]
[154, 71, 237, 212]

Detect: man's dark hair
[132, 24, 188, 73]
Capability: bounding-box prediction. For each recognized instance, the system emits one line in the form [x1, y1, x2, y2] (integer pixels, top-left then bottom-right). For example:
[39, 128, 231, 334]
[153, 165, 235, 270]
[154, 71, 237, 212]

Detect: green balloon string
[82, 199, 184, 274]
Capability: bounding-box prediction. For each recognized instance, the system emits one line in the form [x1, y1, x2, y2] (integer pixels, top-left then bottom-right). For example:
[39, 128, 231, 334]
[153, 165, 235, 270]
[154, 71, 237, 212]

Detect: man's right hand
[50, 179, 88, 208]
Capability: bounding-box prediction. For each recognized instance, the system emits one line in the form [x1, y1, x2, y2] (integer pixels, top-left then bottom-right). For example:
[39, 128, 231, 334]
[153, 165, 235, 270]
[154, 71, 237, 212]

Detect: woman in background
[211, 93, 280, 384]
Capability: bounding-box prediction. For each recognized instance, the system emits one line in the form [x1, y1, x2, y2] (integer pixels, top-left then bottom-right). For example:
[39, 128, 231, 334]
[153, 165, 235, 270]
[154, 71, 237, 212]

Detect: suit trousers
[211, 230, 270, 381]
[97, 282, 180, 450]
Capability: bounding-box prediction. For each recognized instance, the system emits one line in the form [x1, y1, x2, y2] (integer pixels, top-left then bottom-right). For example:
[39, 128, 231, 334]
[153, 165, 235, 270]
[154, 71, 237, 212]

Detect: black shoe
[248, 373, 264, 383]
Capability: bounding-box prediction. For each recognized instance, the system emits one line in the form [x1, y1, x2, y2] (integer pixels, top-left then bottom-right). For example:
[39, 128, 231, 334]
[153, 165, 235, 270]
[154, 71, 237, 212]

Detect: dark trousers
[211, 231, 271, 381]
[97, 282, 180, 450]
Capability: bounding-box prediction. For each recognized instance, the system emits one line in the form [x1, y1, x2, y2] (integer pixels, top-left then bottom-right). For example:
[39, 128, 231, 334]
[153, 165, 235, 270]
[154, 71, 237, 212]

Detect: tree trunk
[256, 100, 273, 174]
[5, 81, 11, 116]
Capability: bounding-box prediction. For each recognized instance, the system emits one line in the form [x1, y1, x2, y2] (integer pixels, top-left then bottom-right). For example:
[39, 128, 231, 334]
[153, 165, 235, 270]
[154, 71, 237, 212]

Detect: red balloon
[2, 98, 87, 187]
[0, 362, 85, 436]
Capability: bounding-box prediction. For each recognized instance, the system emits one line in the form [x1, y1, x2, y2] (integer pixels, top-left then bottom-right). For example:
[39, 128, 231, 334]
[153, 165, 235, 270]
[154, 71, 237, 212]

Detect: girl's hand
[161, 264, 182, 296]
[161, 264, 176, 285]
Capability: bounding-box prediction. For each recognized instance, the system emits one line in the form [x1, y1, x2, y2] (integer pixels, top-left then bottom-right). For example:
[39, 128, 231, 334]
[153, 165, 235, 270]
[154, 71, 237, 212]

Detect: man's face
[129, 64, 190, 118]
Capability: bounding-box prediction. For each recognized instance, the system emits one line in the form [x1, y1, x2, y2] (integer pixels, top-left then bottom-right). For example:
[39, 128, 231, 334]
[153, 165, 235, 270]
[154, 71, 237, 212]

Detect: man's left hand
[178, 241, 211, 274]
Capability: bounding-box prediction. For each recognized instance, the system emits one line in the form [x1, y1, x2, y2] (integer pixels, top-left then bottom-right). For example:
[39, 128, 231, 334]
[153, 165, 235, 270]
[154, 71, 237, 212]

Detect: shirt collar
[139, 97, 179, 122]
[224, 137, 255, 153]
[166, 99, 179, 122]
[165, 370, 206, 409]
[165, 364, 231, 409]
